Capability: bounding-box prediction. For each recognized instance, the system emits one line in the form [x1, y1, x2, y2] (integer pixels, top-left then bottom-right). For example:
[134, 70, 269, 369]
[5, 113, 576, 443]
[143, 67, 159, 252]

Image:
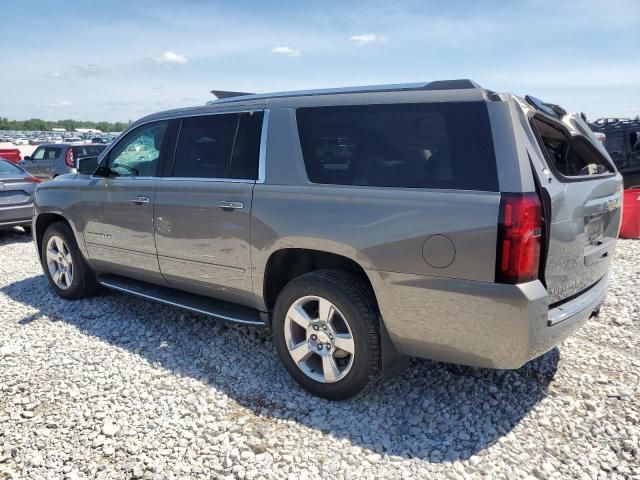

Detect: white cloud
[50, 72, 62, 78]
[349, 33, 384, 45]
[71, 64, 109, 77]
[44, 101, 72, 108]
[154, 50, 188, 65]
[272, 46, 301, 57]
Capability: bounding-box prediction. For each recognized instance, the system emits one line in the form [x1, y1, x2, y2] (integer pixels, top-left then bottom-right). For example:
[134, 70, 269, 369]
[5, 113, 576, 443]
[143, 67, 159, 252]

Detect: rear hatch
[0, 177, 36, 206]
[512, 96, 622, 304]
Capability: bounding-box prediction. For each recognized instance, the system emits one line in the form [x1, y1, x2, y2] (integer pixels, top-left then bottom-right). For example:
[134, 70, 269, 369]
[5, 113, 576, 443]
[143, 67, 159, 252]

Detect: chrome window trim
[157, 177, 255, 184]
[89, 175, 157, 181]
[96, 108, 269, 184]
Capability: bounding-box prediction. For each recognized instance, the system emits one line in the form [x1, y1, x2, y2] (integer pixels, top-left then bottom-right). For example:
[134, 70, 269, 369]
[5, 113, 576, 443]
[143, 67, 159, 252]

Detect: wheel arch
[34, 212, 85, 260]
[262, 248, 374, 312]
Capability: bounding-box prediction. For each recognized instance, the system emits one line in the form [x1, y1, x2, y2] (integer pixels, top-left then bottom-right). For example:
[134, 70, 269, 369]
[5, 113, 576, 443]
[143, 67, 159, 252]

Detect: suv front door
[153, 111, 264, 306]
[82, 120, 172, 284]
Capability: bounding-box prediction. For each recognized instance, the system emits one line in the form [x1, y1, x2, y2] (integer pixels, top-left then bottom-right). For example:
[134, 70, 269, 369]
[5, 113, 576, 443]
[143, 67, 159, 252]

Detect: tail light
[65, 148, 74, 168]
[24, 175, 41, 183]
[496, 192, 542, 284]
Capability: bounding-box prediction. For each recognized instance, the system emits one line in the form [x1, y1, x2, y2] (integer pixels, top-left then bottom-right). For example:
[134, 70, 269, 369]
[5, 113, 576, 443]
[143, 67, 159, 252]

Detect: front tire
[41, 221, 97, 299]
[272, 270, 382, 400]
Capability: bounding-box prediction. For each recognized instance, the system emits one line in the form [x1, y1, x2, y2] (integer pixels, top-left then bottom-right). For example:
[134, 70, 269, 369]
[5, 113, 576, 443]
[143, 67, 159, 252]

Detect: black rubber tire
[41, 221, 97, 300]
[272, 269, 382, 400]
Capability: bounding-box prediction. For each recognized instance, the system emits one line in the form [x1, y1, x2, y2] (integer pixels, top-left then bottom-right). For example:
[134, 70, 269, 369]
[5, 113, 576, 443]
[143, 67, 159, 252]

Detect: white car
[12, 138, 28, 145]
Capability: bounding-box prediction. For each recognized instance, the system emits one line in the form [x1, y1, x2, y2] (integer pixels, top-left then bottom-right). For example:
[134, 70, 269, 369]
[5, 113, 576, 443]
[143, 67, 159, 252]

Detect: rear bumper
[0, 203, 33, 227]
[368, 271, 608, 369]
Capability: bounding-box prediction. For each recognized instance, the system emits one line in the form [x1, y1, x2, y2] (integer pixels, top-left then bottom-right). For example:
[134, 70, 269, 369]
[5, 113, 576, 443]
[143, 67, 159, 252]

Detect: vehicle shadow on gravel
[3, 274, 559, 463]
[0, 228, 33, 245]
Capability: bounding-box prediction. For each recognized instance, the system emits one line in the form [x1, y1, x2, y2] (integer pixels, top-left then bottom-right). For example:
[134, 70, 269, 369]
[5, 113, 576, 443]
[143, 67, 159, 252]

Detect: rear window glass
[533, 117, 614, 177]
[0, 159, 23, 175]
[296, 102, 498, 191]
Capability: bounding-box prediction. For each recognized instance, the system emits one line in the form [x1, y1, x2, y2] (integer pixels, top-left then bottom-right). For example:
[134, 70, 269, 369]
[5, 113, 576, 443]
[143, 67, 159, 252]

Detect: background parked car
[20, 143, 106, 181]
[591, 118, 640, 187]
[0, 148, 22, 164]
[0, 157, 40, 231]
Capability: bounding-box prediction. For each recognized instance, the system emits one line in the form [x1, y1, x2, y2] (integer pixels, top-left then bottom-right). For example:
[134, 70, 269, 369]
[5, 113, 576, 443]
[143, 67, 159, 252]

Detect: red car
[0, 148, 22, 164]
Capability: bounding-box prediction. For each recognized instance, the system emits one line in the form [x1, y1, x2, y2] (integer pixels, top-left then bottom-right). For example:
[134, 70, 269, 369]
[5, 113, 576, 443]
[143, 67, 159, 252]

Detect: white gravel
[0, 228, 638, 479]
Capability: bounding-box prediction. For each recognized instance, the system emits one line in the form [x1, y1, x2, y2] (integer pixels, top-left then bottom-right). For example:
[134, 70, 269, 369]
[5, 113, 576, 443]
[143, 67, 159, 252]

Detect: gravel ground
[0, 228, 638, 480]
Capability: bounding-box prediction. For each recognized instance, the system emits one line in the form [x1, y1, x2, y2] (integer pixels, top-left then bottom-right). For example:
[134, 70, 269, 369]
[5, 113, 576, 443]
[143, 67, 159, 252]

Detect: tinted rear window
[296, 102, 498, 191]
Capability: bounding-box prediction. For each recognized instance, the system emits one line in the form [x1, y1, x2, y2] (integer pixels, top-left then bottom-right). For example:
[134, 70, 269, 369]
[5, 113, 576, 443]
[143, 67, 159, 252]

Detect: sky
[1, 0, 638, 122]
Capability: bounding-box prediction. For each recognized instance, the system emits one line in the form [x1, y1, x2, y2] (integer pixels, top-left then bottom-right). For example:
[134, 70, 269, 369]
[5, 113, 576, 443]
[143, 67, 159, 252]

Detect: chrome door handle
[216, 201, 244, 210]
[129, 196, 150, 204]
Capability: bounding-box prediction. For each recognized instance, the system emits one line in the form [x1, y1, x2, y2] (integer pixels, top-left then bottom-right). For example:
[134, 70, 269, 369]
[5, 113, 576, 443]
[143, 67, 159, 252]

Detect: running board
[98, 274, 266, 326]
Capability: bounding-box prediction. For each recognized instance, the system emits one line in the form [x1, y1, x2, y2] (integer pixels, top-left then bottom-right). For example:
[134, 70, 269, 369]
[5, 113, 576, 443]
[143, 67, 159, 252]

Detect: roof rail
[591, 118, 640, 132]
[593, 117, 632, 125]
[210, 90, 255, 100]
[206, 79, 484, 105]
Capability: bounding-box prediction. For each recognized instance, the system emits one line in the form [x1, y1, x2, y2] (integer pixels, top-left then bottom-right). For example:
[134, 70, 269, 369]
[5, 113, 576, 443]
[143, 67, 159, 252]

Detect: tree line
[0, 117, 131, 132]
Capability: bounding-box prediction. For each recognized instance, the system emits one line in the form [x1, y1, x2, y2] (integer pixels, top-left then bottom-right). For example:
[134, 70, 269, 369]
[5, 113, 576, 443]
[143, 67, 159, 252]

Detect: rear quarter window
[296, 102, 498, 191]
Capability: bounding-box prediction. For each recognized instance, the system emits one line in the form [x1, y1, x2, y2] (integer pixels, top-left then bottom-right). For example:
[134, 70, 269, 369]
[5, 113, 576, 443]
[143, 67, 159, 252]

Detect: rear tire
[272, 269, 382, 400]
[41, 221, 97, 299]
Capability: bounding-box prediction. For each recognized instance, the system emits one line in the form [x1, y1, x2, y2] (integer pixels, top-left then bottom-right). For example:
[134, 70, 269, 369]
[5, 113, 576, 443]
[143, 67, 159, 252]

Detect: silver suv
[32, 80, 622, 400]
[20, 143, 106, 181]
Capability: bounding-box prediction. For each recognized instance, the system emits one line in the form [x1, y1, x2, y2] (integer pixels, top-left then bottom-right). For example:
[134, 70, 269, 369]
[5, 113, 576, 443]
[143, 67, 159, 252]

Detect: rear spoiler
[210, 90, 255, 100]
[525, 95, 567, 119]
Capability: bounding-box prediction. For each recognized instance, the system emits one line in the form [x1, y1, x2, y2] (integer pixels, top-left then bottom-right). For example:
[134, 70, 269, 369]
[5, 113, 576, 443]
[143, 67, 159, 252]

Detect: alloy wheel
[45, 235, 74, 290]
[284, 295, 355, 383]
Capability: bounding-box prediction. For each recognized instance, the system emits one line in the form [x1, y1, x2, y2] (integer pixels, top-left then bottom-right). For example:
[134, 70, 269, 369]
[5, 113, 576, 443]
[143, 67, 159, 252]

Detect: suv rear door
[153, 110, 264, 307]
[514, 101, 622, 305]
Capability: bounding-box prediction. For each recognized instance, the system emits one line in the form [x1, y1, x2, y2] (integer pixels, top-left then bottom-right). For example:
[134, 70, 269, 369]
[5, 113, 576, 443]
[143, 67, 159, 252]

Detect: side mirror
[23, 156, 31, 161]
[77, 156, 100, 175]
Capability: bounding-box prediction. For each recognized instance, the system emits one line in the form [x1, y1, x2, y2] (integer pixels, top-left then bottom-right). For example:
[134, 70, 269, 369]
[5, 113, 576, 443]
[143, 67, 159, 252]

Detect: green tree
[0, 117, 131, 132]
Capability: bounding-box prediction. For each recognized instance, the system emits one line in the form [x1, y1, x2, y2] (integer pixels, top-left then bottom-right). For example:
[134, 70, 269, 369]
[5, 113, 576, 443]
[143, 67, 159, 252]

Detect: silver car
[31, 80, 622, 400]
[20, 143, 106, 181]
[0, 157, 39, 231]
